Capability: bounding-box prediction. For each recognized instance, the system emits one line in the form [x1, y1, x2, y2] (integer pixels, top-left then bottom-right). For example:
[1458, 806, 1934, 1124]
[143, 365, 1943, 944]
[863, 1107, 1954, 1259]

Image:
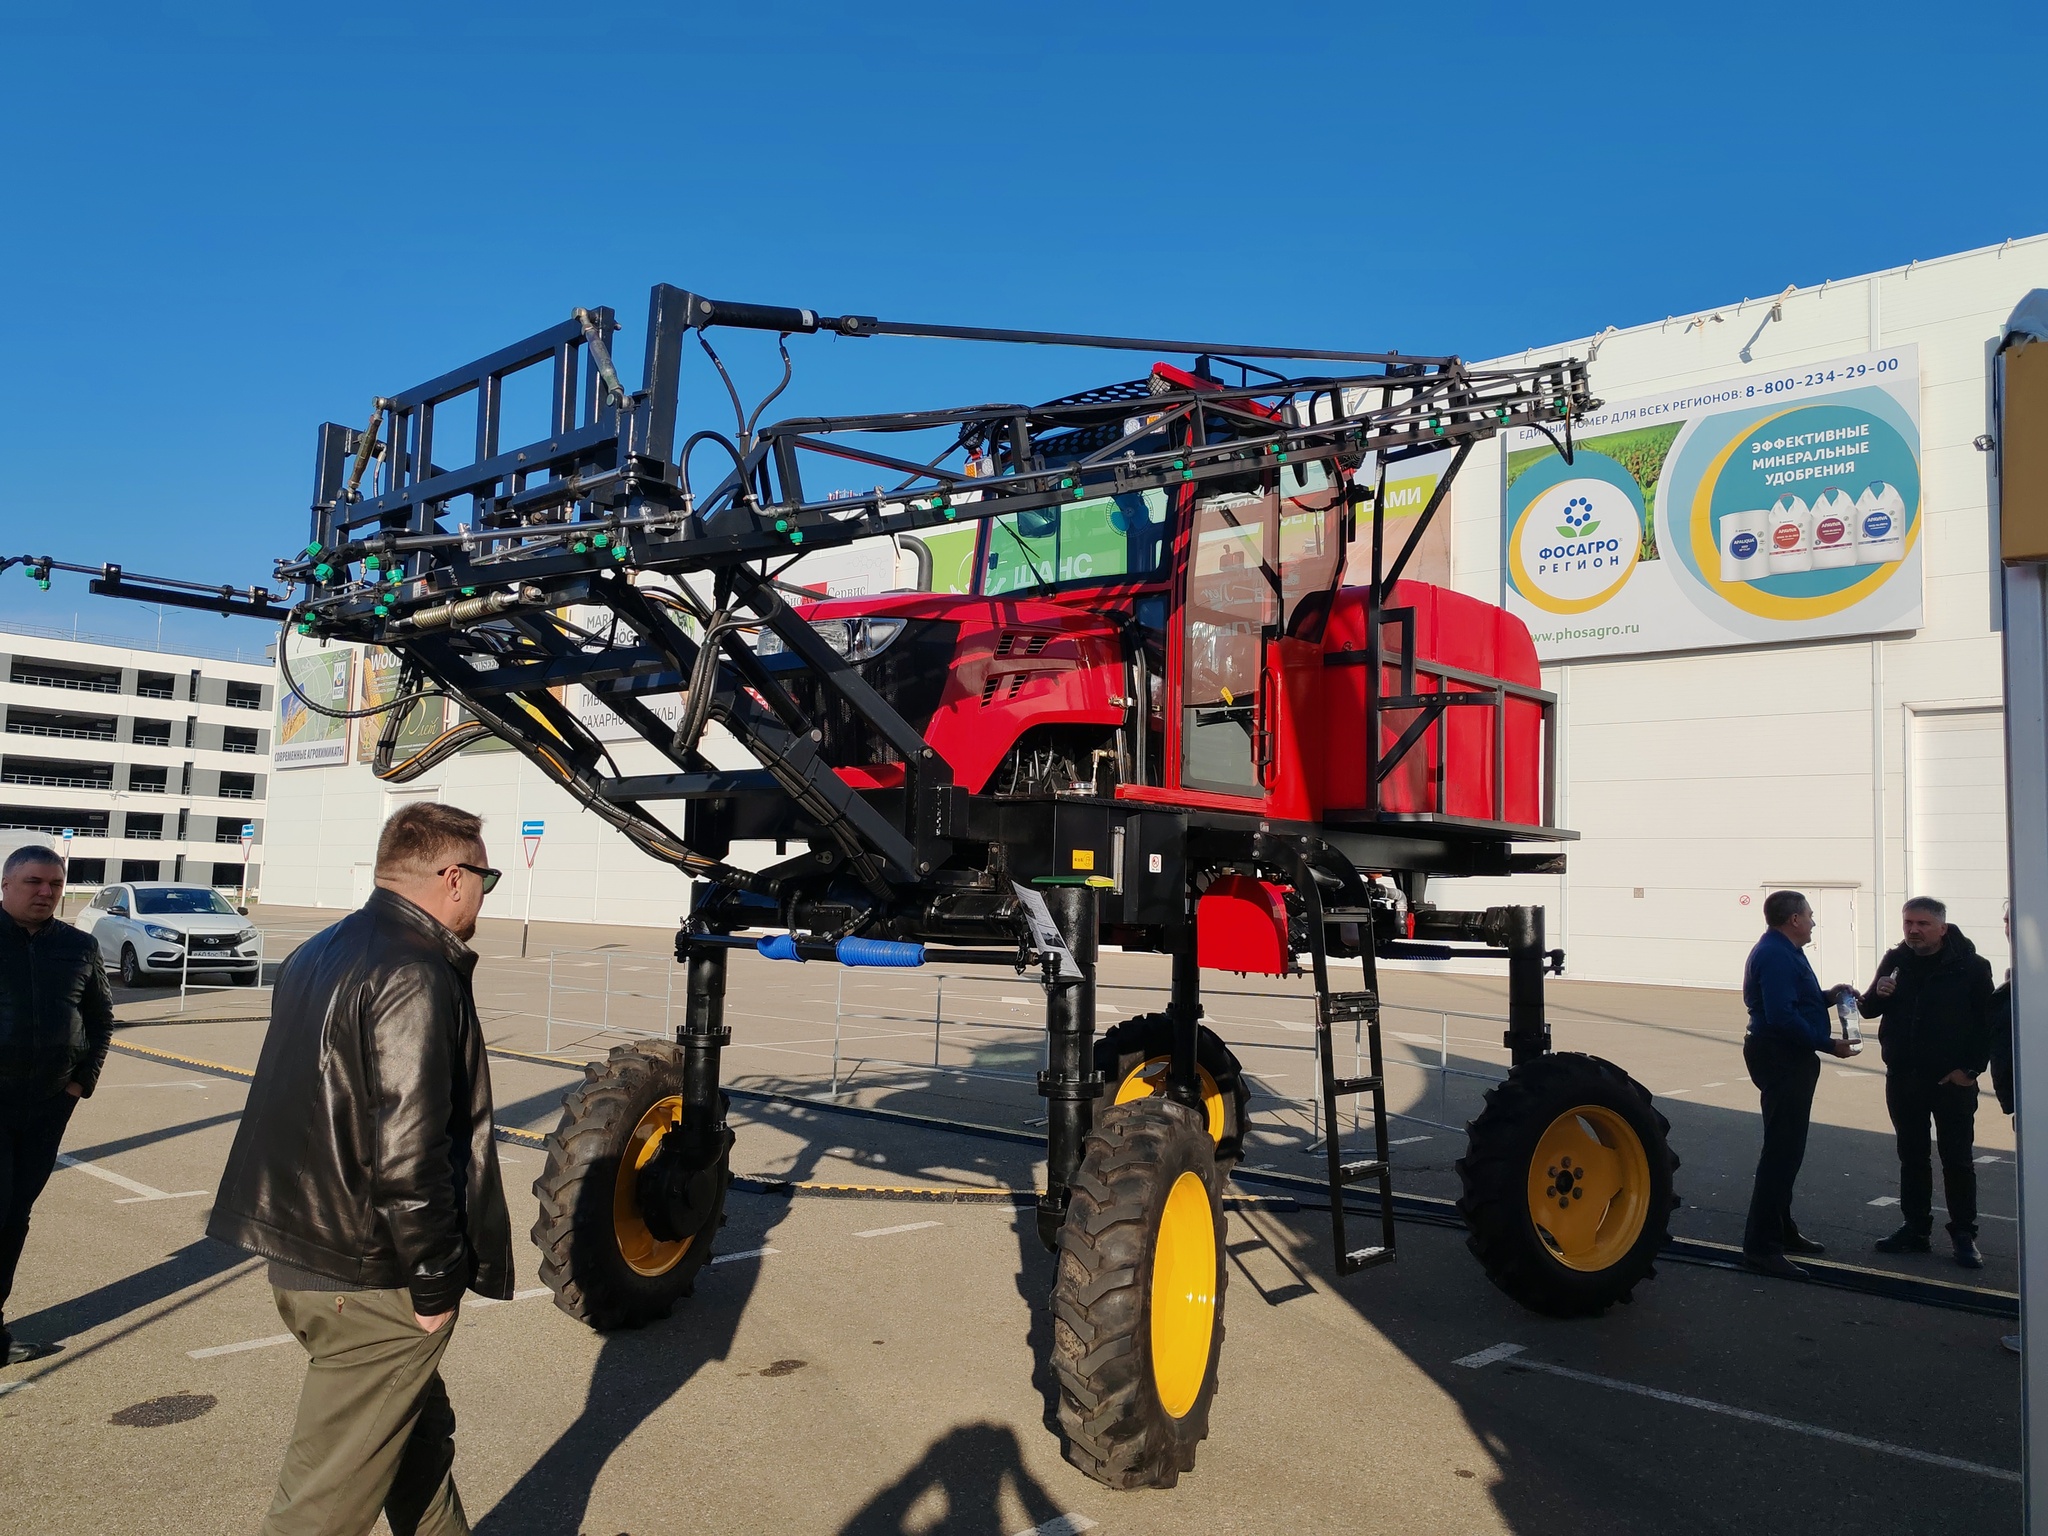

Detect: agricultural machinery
[9, 285, 1678, 1489]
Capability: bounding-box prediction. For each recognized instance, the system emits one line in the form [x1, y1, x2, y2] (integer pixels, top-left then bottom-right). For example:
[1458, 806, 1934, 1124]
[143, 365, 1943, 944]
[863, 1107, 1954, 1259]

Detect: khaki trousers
[262, 1287, 468, 1536]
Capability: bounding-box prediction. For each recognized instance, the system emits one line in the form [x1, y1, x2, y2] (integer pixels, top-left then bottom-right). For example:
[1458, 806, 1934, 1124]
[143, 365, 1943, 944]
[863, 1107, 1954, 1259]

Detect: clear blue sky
[3, 1, 2044, 653]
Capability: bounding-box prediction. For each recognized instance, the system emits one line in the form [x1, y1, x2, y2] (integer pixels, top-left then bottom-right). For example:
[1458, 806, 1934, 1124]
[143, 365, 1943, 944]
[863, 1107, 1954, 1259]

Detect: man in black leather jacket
[211, 803, 510, 1536]
[0, 845, 113, 1366]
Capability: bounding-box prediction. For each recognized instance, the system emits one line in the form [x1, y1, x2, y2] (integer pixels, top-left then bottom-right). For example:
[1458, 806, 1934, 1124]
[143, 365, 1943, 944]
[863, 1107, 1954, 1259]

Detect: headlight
[142, 924, 183, 943]
[235, 927, 259, 944]
[756, 617, 907, 664]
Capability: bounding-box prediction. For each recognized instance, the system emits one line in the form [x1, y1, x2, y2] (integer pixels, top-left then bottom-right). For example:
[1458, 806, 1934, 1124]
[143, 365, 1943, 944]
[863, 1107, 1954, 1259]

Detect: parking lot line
[1453, 1343, 2019, 1482]
[855, 1221, 943, 1239]
[710, 1247, 779, 1265]
[55, 1153, 206, 1204]
[1009, 1516, 1096, 1536]
[189, 1333, 296, 1360]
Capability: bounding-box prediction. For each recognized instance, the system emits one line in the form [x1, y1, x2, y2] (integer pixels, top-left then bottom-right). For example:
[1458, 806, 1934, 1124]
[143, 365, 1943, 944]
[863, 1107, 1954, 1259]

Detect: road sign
[519, 820, 544, 957]
[61, 828, 73, 842]
[240, 822, 255, 844]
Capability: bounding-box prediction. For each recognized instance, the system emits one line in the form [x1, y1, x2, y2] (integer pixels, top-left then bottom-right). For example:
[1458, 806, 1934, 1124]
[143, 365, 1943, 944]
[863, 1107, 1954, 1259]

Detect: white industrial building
[0, 622, 273, 894]
[264, 235, 2045, 993]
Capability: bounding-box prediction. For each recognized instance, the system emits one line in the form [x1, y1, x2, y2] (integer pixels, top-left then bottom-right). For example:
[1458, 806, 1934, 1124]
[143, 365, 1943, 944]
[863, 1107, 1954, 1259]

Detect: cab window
[980, 489, 1170, 597]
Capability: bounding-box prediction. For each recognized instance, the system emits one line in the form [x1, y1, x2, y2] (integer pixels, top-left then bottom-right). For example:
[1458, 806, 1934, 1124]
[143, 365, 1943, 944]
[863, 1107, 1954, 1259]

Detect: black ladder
[1301, 889, 1397, 1276]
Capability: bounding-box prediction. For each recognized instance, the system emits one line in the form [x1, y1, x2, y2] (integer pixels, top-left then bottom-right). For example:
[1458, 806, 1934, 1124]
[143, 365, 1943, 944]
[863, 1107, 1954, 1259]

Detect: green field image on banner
[1509, 422, 1679, 563]
[921, 526, 979, 595]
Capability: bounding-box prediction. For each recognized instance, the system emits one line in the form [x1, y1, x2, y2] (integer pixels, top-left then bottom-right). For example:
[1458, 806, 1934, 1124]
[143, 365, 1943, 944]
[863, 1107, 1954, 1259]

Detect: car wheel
[119, 945, 144, 989]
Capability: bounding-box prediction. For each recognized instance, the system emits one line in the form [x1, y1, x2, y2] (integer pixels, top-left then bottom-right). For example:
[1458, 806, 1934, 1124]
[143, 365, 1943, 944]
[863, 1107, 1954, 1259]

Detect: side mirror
[236, 906, 249, 916]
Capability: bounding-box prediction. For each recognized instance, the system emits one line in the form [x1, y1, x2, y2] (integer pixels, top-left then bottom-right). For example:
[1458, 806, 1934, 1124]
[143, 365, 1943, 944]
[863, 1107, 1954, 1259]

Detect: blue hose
[756, 934, 802, 962]
[835, 937, 926, 968]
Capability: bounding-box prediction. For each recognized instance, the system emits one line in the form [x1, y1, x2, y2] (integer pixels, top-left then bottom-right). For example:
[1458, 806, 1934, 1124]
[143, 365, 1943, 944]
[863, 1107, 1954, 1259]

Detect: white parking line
[468, 1287, 552, 1309]
[1390, 1135, 1433, 1146]
[0, 1380, 35, 1398]
[56, 1153, 207, 1204]
[1454, 1343, 2018, 1482]
[711, 1247, 779, 1265]
[1867, 1194, 2016, 1223]
[189, 1333, 296, 1360]
[855, 1221, 942, 1240]
[1010, 1515, 1096, 1536]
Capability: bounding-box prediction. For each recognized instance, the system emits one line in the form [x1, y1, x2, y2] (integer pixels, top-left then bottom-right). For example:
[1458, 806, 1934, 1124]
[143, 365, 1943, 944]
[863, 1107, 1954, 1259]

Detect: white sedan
[81, 882, 262, 988]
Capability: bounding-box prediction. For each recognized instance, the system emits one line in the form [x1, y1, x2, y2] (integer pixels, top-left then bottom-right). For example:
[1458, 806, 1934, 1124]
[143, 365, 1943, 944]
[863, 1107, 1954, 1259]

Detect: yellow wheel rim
[1526, 1104, 1651, 1272]
[1149, 1170, 1218, 1419]
[1116, 1057, 1226, 1144]
[614, 1095, 692, 1277]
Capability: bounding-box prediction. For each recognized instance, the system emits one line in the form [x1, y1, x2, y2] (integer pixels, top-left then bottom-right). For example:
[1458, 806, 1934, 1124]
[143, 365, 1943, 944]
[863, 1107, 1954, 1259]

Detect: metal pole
[678, 940, 731, 1165]
[2005, 559, 2048, 1530]
[1036, 884, 1101, 1251]
[932, 975, 944, 1068]
[520, 855, 535, 959]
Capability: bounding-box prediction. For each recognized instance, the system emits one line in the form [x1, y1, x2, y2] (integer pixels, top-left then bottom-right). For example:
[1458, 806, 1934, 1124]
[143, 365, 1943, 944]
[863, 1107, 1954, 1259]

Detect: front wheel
[1093, 1014, 1253, 1171]
[532, 1041, 730, 1331]
[1456, 1051, 1678, 1317]
[119, 945, 145, 989]
[1051, 1097, 1227, 1490]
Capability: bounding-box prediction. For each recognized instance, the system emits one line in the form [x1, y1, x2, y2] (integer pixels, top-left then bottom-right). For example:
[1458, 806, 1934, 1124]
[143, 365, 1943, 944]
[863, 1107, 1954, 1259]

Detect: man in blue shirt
[1742, 890, 1858, 1277]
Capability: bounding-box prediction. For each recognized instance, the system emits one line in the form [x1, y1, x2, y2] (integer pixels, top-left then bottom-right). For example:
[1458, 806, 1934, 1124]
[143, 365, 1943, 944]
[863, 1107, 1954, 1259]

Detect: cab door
[1172, 462, 1346, 805]
[1178, 489, 1276, 796]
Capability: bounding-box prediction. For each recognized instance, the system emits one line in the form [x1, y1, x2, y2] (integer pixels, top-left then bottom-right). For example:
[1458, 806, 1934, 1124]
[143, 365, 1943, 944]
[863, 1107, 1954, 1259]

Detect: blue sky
[3, 1, 2044, 653]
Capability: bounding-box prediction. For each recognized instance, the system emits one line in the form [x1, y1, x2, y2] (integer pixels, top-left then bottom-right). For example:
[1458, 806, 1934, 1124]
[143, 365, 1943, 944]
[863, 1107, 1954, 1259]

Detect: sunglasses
[437, 862, 502, 895]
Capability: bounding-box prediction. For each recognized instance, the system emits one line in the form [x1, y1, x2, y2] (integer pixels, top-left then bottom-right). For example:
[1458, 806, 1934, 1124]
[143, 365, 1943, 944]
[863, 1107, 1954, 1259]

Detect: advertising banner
[1503, 346, 1921, 660]
[276, 649, 353, 769]
[354, 648, 446, 764]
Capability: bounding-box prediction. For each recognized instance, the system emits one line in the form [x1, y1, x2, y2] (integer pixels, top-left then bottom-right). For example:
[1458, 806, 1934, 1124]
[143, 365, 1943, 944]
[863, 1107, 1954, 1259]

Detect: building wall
[0, 625, 274, 891]
[1431, 236, 2047, 989]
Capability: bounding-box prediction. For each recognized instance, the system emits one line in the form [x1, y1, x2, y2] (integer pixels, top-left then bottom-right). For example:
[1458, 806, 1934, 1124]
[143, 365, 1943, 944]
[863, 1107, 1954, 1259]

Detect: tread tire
[1455, 1051, 1679, 1318]
[1051, 1097, 1227, 1490]
[1093, 1013, 1254, 1172]
[531, 1040, 728, 1331]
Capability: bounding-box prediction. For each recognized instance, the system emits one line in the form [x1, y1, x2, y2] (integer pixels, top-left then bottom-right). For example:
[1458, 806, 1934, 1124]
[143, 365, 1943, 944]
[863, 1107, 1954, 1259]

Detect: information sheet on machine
[1503, 346, 1922, 661]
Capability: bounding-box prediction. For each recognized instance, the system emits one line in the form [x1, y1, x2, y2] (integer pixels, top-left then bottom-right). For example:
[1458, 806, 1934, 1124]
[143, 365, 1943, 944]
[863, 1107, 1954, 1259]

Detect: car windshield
[133, 888, 237, 916]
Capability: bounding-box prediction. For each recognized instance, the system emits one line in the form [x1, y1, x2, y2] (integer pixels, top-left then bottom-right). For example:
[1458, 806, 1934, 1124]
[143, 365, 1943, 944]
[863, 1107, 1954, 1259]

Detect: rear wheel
[532, 1041, 730, 1330]
[1456, 1051, 1677, 1317]
[1051, 1098, 1226, 1490]
[1093, 1014, 1253, 1171]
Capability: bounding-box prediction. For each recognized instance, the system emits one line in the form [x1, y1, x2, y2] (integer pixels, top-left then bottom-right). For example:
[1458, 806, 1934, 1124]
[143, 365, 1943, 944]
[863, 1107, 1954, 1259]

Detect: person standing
[1741, 890, 1857, 1279]
[0, 845, 114, 1366]
[209, 803, 511, 1536]
[1858, 896, 1996, 1269]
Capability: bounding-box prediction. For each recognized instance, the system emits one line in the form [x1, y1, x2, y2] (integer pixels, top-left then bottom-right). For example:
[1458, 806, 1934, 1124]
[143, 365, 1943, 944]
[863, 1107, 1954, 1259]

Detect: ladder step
[1327, 1075, 1382, 1096]
[1318, 990, 1380, 1023]
[1337, 1158, 1388, 1184]
[1340, 1246, 1396, 1272]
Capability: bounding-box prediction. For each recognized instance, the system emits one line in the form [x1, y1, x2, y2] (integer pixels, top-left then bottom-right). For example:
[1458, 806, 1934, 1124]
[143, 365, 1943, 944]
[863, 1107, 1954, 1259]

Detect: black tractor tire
[1051, 1097, 1228, 1490]
[531, 1041, 730, 1331]
[1093, 1013, 1254, 1172]
[1456, 1051, 1679, 1318]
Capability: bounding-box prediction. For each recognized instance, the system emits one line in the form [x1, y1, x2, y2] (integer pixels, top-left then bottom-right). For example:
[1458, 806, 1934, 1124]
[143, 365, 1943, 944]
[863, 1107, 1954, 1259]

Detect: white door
[1909, 708, 2009, 975]
[1805, 886, 1859, 994]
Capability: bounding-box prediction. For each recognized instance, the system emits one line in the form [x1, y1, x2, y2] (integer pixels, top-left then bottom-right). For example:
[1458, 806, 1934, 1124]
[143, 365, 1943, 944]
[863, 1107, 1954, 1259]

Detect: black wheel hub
[636, 1124, 733, 1245]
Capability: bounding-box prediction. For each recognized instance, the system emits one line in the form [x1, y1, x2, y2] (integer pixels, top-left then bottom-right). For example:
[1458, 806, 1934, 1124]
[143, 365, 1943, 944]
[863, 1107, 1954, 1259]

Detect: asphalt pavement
[1, 903, 2021, 1534]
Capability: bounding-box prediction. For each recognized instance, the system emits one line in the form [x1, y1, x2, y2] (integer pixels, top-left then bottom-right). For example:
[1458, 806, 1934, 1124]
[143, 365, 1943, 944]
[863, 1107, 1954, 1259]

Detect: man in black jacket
[0, 844, 113, 1366]
[1857, 896, 1996, 1269]
[210, 803, 511, 1536]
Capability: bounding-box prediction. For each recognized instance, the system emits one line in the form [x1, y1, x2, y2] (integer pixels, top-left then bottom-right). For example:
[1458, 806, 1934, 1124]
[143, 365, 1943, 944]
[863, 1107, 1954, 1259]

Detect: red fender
[1197, 875, 1291, 975]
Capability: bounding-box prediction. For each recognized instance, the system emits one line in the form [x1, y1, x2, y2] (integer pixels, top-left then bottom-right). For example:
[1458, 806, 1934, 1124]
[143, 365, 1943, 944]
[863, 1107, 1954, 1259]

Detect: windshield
[980, 489, 1170, 596]
[134, 887, 238, 916]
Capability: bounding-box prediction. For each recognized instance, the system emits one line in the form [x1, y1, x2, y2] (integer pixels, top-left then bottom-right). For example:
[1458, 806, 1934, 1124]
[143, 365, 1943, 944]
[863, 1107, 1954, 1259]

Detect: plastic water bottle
[1836, 992, 1864, 1054]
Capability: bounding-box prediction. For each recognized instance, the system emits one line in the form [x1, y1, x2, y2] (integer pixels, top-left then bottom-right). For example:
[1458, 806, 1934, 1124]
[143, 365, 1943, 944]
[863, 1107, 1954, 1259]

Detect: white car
[81, 882, 262, 988]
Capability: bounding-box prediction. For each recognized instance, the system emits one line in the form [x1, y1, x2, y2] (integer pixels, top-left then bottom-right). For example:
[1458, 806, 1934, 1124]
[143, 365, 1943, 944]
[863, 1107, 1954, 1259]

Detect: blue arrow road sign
[521, 819, 545, 836]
